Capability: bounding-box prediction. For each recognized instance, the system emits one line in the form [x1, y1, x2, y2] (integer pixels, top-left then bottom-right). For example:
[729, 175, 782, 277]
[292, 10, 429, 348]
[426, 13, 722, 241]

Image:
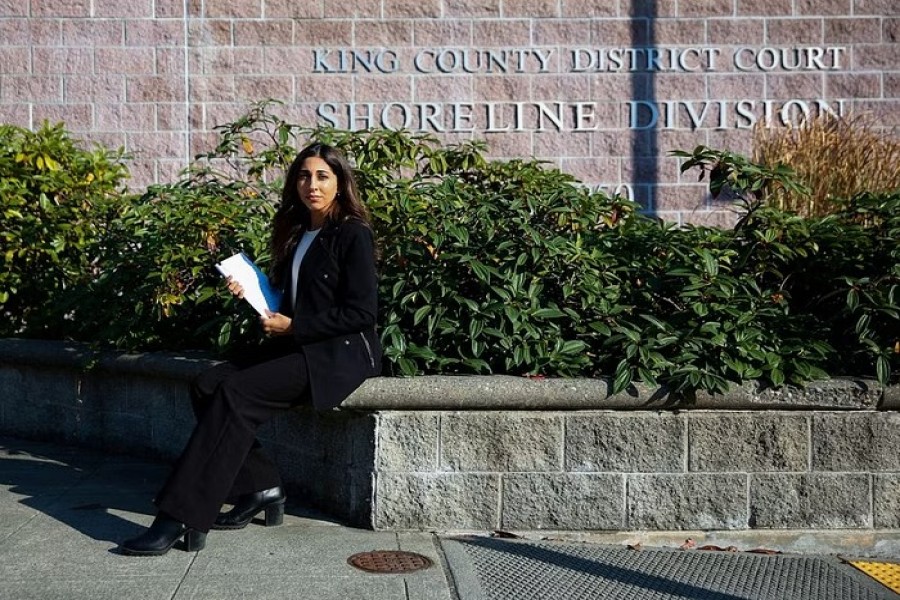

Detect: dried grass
[752, 113, 900, 217]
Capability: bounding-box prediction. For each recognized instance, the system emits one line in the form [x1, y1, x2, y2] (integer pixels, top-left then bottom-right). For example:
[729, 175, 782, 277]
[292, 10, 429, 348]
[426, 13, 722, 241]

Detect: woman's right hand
[225, 276, 244, 299]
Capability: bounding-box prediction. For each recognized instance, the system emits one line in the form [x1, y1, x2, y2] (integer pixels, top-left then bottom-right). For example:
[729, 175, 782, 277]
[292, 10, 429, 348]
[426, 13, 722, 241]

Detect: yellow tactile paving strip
[848, 560, 900, 594]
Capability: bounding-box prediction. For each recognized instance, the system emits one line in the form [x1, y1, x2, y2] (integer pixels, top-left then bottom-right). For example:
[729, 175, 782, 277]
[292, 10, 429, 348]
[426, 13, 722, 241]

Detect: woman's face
[297, 156, 339, 223]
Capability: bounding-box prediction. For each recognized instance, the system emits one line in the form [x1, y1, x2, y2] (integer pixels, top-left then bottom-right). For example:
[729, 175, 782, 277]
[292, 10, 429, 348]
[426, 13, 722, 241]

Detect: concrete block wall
[1, 1, 898, 224]
[372, 410, 900, 531]
[1, 340, 897, 532]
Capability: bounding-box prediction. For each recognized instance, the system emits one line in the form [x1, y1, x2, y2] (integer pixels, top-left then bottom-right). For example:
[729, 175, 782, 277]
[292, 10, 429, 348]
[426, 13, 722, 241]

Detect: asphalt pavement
[1, 436, 897, 600]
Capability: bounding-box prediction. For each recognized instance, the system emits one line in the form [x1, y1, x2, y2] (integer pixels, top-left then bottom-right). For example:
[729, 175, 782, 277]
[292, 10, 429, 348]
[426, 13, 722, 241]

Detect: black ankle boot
[212, 486, 286, 530]
[120, 513, 207, 556]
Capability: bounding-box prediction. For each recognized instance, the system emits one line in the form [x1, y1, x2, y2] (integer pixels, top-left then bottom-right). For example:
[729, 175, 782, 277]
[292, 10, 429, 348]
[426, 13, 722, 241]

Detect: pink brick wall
[1, 1, 897, 225]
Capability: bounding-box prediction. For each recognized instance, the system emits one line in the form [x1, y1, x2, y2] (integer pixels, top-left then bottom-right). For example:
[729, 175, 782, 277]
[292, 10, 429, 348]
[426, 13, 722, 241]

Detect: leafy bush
[674, 145, 898, 388]
[2, 104, 897, 393]
[64, 176, 275, 353]
[60, 104, 297, 353]
[794, 192, 900, 384]
[0, 122, 129, 337]
[368, 155, 632, 377]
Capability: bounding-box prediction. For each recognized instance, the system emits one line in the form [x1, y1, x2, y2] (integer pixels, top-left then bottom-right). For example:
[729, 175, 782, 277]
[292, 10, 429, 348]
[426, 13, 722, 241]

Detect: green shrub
[674, 145, 898, 388]
[2, 104, 897, 393]
[366, 155, 633, 377]
[64, 176, 276, 353]
[59, 104, 297, 353]
[797, 191, 900, 384]
[0, 122, 129, 337]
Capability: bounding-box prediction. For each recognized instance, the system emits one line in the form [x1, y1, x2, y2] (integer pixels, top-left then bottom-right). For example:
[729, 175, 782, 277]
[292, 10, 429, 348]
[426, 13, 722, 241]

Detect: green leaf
[398, 357, 418, 376]
[462, 357, 491, 372]
[195, 287, 216, 304]
[854, 314, 871, 336]
[470, 260, 491, 282]
[468, 318, 483, 340]
[620, 327, 641, 343]
[217, 321, 232, 348]
[723, 357, 746, 376]
[698, 249, 718, 276]
[876, 355, 890, 386]
[560, 340, 586, 354]
[769, 368, 785, 388]
[699, 321, 720, 335]
[612, 359, 631, 394]
[638, 314, 668, 331]
[533, 307, 566, 319]
[589, 321, 611, 335]
[636, 366, 658, 386]
[413, 305, 431, 326]
[846, 288, 859, 312]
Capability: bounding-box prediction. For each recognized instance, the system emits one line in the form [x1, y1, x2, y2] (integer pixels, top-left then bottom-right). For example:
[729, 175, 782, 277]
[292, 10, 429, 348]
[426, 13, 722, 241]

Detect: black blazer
[280, 217, 382, 410]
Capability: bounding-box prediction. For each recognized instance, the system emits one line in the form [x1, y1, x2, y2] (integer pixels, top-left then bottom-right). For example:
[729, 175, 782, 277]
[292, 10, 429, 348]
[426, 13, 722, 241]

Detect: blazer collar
[303, 218, 338, 238]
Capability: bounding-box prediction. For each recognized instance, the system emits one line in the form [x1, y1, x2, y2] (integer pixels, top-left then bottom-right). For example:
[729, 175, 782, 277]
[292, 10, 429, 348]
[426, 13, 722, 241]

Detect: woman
[120, 143, 382, 556]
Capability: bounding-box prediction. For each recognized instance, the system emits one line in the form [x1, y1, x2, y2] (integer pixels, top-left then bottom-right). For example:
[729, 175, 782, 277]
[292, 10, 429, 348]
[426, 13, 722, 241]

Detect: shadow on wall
[631, 0, 658, 217]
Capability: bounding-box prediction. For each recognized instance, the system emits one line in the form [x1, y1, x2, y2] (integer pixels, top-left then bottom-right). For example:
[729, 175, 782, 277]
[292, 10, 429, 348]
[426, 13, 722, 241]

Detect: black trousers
[155, 341, 310, 532]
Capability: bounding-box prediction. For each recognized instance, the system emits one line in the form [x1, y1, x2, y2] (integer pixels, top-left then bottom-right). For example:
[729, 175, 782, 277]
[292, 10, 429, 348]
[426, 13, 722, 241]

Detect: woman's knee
[189, 363, 236, 418]
[215, 375, 251, 406]
[191, 362, 235, 399]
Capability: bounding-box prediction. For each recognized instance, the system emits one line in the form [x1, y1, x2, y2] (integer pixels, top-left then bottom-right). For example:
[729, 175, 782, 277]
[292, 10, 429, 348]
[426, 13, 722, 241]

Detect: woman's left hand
[261, 311, 293, 336]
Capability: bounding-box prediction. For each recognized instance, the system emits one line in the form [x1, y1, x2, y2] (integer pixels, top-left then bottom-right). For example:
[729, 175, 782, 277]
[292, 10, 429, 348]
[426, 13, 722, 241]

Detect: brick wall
[1, 0, 897, 224]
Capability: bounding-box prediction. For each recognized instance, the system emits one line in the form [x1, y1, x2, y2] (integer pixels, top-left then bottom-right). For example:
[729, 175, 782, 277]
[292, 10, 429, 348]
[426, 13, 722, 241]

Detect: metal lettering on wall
[312, 45, 847, 133]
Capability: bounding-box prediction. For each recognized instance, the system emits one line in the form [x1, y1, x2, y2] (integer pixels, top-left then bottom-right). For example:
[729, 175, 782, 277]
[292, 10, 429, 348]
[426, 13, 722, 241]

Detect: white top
[290, 228, 321, 307]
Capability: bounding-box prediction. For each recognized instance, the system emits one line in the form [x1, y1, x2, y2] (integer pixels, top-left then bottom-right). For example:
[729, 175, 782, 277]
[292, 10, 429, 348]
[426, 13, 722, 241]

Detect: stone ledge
[884, 384, 900, 410]
[0, 338, 893, 410]
[0, 338, 216, 381]
[348, 374, 886, 410]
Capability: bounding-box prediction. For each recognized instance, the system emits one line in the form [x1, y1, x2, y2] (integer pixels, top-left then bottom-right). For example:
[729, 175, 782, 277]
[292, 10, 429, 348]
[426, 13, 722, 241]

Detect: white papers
[215, 252, 283, 317]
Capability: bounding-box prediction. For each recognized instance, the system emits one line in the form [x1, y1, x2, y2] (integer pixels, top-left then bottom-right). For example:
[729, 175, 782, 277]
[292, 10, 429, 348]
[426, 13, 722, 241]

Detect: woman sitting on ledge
[120, 143, 382, 556]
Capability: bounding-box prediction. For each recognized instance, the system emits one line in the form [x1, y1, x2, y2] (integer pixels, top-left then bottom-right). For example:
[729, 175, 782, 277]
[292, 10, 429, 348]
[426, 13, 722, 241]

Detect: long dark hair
[271, 143, 369, 281]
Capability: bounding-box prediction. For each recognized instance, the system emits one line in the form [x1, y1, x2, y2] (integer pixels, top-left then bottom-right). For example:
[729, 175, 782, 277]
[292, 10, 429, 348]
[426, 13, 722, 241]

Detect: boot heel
[264, 503, 284, 527]
[184, 530, 207, 552]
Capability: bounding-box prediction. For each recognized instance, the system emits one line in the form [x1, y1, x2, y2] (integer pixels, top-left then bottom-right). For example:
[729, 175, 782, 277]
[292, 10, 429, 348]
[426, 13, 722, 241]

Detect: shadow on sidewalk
[457, 536, 749, 600]
[0, 437, 160, 545]
[0, 436, 347, 549]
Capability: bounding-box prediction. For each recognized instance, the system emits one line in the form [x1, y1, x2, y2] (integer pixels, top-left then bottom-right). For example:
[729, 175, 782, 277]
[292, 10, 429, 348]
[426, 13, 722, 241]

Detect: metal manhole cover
[347, 550, 433, 574]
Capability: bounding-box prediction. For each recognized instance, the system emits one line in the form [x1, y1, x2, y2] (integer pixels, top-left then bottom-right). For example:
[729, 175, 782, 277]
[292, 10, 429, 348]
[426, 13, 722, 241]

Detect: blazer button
[344, 339, 350, 345]
[323, 274, 329, 279]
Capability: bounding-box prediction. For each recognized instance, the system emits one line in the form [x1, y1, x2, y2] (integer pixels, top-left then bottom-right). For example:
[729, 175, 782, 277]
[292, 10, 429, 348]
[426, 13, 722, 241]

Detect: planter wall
[1, 339, 898, 533]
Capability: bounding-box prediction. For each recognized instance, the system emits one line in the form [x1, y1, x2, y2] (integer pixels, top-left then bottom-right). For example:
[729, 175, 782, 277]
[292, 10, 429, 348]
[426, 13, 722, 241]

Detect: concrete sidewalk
[1, 436, 897, 600]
